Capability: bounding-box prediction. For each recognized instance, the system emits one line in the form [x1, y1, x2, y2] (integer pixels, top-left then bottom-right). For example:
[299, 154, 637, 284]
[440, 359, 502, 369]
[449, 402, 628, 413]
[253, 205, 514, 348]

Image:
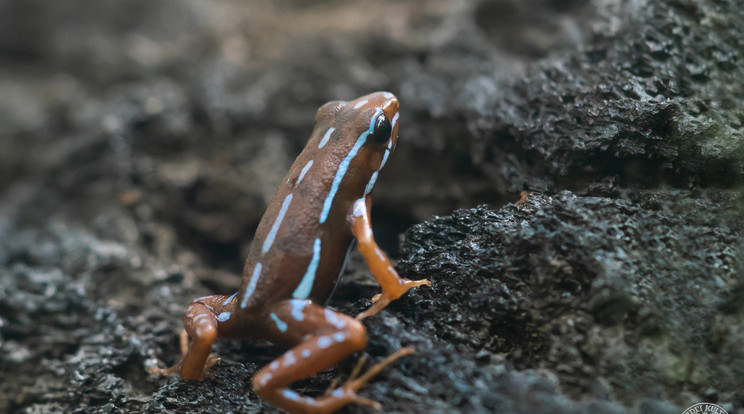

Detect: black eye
[369, 113, 392, 144]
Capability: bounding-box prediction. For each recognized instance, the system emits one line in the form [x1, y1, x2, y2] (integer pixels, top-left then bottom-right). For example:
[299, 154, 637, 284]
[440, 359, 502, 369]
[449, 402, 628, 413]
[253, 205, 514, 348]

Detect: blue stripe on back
[292, 238, 322, 298]
[319, 109, 382, 224]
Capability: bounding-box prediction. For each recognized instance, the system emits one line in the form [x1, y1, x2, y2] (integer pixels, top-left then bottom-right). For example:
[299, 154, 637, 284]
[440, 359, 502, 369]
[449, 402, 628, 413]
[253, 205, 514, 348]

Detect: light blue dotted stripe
[317, 336, 332, 349]
[319, 109, 382, 224]
[324, 308, 347, 329]
[262, 194, 293, 254]
[292, 238, 322, 299]
[283, 351, 296, 367]
[283, 389, 302, 401]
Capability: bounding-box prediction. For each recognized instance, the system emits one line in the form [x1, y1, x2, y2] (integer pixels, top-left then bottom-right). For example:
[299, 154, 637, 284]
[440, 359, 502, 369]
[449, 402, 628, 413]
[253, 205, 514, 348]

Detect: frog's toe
[403, 278, 431, 290]
[148, 360, 182, 377]
[201, 353, 220, 378]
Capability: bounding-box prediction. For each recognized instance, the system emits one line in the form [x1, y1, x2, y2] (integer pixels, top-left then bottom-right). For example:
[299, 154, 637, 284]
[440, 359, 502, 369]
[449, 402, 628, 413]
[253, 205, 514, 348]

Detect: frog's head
[314, 91, 398, 160]
[312, 92, 399, 223]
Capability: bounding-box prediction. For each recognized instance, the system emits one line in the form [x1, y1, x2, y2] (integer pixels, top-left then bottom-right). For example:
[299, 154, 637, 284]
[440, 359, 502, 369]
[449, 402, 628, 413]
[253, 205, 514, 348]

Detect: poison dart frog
[151, 92, 431, 413]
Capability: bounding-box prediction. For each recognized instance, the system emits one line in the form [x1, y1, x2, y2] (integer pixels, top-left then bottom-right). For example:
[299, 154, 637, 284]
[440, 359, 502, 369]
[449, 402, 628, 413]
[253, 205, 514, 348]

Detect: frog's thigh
[252, 299, 368, 395]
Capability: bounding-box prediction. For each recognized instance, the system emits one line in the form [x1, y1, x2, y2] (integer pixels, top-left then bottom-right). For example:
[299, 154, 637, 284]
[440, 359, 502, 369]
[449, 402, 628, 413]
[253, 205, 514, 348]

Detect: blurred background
[0, 0, 613, 268]
[1, 0, 742, 413]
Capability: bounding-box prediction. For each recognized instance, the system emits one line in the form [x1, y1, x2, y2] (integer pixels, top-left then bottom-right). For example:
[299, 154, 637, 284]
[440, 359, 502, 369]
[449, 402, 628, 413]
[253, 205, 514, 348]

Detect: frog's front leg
[150, 298, 223, 380]
[252, 299, 411, 413]
[350, 198, 431, 320]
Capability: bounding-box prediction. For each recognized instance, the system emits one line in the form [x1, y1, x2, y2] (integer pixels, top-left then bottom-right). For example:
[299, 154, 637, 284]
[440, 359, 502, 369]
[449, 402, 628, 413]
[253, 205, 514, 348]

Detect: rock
[0, 0, 742, 412]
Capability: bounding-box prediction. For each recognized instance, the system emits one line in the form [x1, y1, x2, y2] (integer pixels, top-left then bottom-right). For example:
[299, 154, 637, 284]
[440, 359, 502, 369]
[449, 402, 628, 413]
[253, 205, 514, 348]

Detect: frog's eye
[369, 113, 392, 144]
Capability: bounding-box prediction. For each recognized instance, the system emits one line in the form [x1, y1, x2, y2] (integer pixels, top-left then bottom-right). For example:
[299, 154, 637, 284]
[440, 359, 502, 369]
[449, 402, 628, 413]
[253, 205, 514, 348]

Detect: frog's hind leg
[252, 299, 411, 413]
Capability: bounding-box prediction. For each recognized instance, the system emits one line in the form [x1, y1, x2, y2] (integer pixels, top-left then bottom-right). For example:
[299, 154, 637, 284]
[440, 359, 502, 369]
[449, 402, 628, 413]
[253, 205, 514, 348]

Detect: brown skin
[151, 92, 430, 414]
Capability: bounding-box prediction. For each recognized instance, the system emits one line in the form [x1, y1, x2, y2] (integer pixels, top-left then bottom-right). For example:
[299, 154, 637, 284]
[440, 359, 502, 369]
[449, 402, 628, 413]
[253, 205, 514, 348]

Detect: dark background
[0, 0, 742, 413]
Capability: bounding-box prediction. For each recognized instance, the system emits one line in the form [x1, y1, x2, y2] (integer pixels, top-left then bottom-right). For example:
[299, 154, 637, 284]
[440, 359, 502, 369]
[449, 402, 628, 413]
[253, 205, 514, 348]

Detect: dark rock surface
[1, 0, 742, 413]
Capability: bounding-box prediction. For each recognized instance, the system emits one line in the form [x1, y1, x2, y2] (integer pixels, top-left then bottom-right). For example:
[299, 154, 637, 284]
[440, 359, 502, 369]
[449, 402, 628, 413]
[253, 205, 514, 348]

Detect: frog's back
[236, 153, 354, 309]
[235, 92, 399, 312]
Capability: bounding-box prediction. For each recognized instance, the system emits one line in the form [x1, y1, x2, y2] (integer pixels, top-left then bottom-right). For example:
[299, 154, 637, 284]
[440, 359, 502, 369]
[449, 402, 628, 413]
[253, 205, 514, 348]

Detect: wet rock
[1, 0, 743, 412]
[451, 0, 744, 190]
[397, 191, 743, 409]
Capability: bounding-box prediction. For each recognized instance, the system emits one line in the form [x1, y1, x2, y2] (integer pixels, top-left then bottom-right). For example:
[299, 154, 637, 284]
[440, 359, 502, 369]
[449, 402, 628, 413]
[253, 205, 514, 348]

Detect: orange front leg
[150, 301, 221, 380]
[350, 198, 431, 320]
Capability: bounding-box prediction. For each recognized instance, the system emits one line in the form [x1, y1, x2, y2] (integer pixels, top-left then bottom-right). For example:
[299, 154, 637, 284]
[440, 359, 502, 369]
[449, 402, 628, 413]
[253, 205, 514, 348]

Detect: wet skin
[151, 92, 431, 414]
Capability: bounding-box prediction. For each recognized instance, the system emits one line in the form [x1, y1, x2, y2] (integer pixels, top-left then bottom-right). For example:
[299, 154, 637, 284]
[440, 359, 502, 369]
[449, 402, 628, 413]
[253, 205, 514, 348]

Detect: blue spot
[292, 238, 322, 299]
[241, 263, 262, 309]
[282, 351, 296, 367]
[317, 336, 332, 349]
[270, 313, 288, 332]
[333, 332, 345, 342]
[223, 292, 236, 306]
[290, 300, 306, 321]
[363, 171, 379, 196]
[332, 388, 344, 397]
[263, 194, 293, 253]
[216, 312, 231, 322]
[302, 349, 311, 358]
[297, 160, 313, 184]
[324, 308, 347, 329]
[318, 127, 335, 149]
[319, 109, 382, 224]
[351, 199, 366, 218]
[282, 389, 301, 401]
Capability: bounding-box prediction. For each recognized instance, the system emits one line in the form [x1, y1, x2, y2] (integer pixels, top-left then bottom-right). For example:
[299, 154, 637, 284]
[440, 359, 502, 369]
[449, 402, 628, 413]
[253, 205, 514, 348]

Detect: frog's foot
[357, 278, 431, 320]
[324, 354, 369, 396]
[325, 347, 415, 410]
[149, 330, 220, 379]
[148, 362, 182, 377]
[149, 330, 188, 376]
[201, 353, 221, 378]
[149, 353, 220, 379]
[516, 190, 533, 205]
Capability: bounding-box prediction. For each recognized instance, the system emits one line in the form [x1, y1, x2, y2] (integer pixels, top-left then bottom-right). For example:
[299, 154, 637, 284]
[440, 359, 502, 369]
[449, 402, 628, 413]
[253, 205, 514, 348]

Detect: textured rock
[1, 0, 743, 412]
[397, 191, 743, 410]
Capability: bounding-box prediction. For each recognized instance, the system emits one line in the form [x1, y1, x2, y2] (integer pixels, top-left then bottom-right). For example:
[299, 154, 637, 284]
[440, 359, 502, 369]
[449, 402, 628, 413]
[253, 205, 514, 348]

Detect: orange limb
[251, 299, 412, 413]
[350, 198, 431, 320]
[515, 190, 533, 205]
[149, 302, 221, 380]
